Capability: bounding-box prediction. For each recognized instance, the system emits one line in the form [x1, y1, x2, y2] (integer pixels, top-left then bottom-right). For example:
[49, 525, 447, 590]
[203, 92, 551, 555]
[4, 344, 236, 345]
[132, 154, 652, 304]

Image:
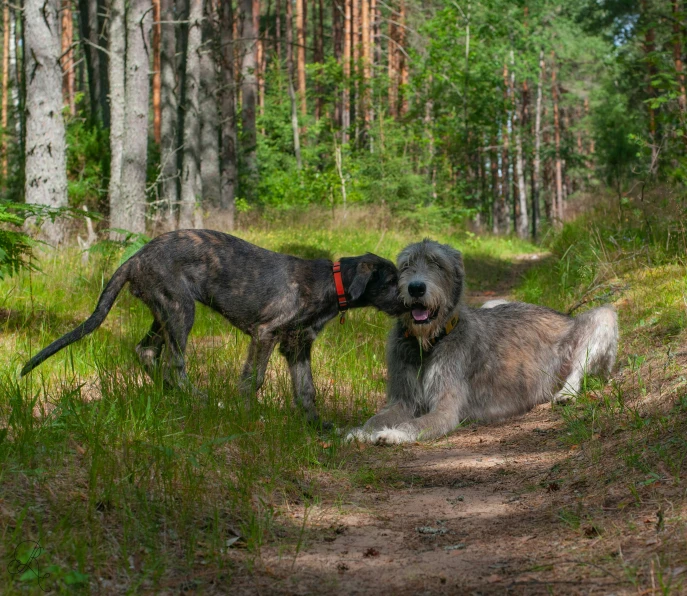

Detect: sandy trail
[228, 254, 634, 594]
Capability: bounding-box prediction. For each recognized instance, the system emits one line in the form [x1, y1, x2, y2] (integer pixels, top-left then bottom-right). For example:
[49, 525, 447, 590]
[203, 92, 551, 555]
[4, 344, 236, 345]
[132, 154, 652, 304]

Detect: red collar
[332, 261, 348, 323]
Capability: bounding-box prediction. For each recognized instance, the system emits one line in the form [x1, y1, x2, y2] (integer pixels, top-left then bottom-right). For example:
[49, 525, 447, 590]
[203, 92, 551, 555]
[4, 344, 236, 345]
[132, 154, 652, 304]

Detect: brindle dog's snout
[408, 281, 426, 298]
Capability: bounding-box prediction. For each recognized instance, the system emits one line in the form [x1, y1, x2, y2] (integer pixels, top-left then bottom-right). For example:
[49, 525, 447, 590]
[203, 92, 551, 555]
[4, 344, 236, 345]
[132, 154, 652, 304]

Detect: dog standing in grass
[21, 230, 405, 424]
[348, 239, 619, 444]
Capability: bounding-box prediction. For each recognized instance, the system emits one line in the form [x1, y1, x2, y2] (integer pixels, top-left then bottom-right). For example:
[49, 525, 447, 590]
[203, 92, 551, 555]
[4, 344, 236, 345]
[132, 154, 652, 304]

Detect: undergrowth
[0, 214, 536, 593]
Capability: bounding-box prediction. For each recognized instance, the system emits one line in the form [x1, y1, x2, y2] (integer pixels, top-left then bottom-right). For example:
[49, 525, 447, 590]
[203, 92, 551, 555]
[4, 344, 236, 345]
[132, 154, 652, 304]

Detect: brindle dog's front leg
[239, 333, 278, 406]
[279, 329, 320, 422]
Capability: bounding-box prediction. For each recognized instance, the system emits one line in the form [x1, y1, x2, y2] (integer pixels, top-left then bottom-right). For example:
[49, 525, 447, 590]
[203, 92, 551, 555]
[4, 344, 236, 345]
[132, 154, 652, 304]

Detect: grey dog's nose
[408, 281, 426, 298]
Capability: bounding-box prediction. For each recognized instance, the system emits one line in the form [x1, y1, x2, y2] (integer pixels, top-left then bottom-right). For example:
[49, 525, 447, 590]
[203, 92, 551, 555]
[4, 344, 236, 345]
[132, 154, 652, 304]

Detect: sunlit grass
[0, 215, 538, 592]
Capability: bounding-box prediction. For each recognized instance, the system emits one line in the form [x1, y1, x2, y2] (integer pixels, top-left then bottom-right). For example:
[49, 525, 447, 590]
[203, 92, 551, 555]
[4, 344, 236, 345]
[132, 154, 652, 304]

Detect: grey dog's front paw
[371, 426, 417, 445]
[345, 427, 372, 442]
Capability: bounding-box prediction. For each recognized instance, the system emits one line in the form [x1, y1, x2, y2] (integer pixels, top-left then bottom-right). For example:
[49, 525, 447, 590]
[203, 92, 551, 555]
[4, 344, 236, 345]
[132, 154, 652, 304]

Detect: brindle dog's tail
[20, 260, 133, 377]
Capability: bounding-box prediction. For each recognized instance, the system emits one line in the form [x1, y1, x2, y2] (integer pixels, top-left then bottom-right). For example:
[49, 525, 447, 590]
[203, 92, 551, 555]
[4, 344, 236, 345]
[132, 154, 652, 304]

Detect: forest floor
[229, 251, 687, 595]
[1, 215, 686, 594]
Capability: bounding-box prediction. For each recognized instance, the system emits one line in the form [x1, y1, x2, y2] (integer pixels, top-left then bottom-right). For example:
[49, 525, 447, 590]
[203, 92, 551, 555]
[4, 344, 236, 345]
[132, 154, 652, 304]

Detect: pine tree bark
[494, 61, 510, 234]
[2, 2, 10, 178]
[296, 0, 306, 115]
[512, 59, 528, 238]
[179, 0, 203, 228]
[116, 0, 152, 235]
[398, 0, 408, 116]
[387, 4, 397, 118]
[532, 49, 544, 239]
[60, 0, 75, 116]
[286, 0, 302, 168]
[254, 0, 263, 116]
[200, 0, 220, 207]
[240, 0, 258, 182]
[314, 0, 324, 121]
[160, 0, 179, 228]
[342, 0, 351, 142]
[108, 0, 126, 238]
[361, 0, 370, 128]
[24, 0, 68, 243]
[152, 0, 162, 143]
[551, 51, 564, 226]
[219, 0, 237, 227]
[78, 0, 110, 127]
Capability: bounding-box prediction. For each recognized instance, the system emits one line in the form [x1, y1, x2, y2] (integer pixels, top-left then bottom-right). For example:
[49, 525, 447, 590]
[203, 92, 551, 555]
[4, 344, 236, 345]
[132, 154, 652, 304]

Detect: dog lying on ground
[21, 230, 405, 423]
[347, 239, 619, 444]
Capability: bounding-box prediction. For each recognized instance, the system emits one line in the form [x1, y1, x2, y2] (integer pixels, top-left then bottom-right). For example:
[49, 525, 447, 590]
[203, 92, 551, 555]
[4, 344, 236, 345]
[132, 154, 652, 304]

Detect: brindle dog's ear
[348, 261, 374, 301]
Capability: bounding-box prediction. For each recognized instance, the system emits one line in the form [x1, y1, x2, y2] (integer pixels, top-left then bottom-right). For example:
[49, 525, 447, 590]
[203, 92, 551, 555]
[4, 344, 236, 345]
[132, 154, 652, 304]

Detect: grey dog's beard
[401, 311, 445, 351]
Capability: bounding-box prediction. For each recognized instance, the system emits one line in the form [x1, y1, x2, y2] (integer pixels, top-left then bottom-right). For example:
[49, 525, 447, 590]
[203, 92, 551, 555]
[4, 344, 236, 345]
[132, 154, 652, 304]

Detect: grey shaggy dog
[347, 239, 619, 444]
[20, 230, 404, 423]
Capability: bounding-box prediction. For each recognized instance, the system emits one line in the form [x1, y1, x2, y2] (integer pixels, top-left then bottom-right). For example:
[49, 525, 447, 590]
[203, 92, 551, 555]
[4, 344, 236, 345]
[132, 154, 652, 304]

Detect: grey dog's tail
[20, 261, 133, 377]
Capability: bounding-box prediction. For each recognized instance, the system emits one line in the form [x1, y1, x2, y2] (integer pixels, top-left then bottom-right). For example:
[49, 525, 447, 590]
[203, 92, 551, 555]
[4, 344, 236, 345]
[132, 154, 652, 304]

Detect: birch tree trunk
[24, 0, 68, 244]
[114, 0, 152, 235]
[286, 0, 302, 168]
[200, 0, 220, 207]
[240, 0, 258, 181]
[219, 0, 238, 228]
[160, 0, 179, 228]
[108, 0, 126, 238]
[179, 0, 203, 229]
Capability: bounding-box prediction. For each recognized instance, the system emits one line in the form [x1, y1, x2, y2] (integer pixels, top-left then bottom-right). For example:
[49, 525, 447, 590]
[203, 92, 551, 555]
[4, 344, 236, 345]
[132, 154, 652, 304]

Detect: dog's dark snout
[408, 281, 426, 298]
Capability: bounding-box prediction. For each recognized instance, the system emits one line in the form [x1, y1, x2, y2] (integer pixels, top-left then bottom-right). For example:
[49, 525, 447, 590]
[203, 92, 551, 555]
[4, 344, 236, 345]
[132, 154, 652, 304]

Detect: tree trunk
[285, 0, 302, 168]
[673, 0, 687, 116]
[240, 0, 257, 182]
[116, 0, 152, 235]
[254, 0, 264, 117]
[77, 0, 110, 127]
[219, 0, 238, 228]
[514, 100, 528, 238]
[398, 0, 408, 116]
[108, 0, 126, 238]
[551, 51, 564, 226]
[342, 0, 351, 142]
[296, 0, 306, 115]
[387, 4, 396, 118]
[495, 62, 510, 234]
[152, 0, 162, 143]
[361, 0, 370, 129]
[160, 0, 179, 228]
[532, 49, 544, 239]
[642, 0, 658, 172]
[179, 0, 203, 229]
[2, 2, 9, 178]
[275, 0, 281, 62]
[314, 0, 324, 121]
[60, 0, 76, 116]
[24, 0, 68, 243]
[200, 0, 220, 208]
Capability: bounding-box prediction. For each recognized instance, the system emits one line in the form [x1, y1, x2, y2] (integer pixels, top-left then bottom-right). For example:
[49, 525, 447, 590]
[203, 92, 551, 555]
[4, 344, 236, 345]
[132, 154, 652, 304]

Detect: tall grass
[0, 215, 538, 592]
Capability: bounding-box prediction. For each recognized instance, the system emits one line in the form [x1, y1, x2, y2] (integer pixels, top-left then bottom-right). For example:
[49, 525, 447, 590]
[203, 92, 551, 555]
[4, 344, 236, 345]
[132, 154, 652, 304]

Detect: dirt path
[230, 254, 630, 594]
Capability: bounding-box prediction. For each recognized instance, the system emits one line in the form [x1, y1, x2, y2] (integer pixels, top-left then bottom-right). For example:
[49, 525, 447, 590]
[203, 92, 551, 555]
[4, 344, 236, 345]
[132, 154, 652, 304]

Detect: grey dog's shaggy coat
[348, 239, 619, 444]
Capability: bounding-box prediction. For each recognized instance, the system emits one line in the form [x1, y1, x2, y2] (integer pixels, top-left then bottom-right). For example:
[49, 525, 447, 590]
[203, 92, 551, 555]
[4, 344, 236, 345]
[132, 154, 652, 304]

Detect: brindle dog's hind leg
[135, 320, 165, 377]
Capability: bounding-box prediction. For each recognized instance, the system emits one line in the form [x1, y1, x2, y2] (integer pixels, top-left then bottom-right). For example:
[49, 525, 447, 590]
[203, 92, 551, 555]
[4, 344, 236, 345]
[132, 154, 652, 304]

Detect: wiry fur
[21, 230, 404, 423]
[348, 239, 619, 444]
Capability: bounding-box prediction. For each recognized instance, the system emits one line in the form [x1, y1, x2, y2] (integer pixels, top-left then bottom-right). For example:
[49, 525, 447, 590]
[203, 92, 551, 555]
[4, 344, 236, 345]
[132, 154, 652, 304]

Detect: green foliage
[65, 118, 109, 211]
[0, 201, 97, 279]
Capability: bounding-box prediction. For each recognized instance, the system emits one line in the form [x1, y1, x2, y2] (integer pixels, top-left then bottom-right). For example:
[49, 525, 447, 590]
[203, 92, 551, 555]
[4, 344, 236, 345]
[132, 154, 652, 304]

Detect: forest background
[6, 0, 686, 241]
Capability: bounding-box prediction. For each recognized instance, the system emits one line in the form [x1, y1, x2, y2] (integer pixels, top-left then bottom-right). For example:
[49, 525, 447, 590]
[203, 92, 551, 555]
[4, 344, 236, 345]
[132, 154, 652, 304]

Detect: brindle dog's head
[340, 254, 405, 316]
[397, 240, 465, 345]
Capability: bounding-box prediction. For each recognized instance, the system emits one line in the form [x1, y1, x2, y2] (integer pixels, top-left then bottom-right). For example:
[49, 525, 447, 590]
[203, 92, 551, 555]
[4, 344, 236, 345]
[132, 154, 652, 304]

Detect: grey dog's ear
[348, 261, 374, 301]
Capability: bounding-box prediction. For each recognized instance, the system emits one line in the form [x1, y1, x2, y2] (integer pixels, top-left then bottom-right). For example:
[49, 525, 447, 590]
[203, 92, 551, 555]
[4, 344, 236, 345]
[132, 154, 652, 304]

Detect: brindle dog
[21, 230, 404, 423]
[348, 239, 619, 443]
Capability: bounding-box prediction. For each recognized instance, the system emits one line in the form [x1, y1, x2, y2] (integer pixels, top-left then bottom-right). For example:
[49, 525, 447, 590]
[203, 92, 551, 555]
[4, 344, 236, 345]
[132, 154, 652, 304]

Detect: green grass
[0, 213, 538, 593]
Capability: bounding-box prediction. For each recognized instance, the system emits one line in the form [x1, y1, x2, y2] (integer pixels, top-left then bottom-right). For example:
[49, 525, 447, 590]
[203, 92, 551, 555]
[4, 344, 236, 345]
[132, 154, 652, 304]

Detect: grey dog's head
[397, 239, 465, 342]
